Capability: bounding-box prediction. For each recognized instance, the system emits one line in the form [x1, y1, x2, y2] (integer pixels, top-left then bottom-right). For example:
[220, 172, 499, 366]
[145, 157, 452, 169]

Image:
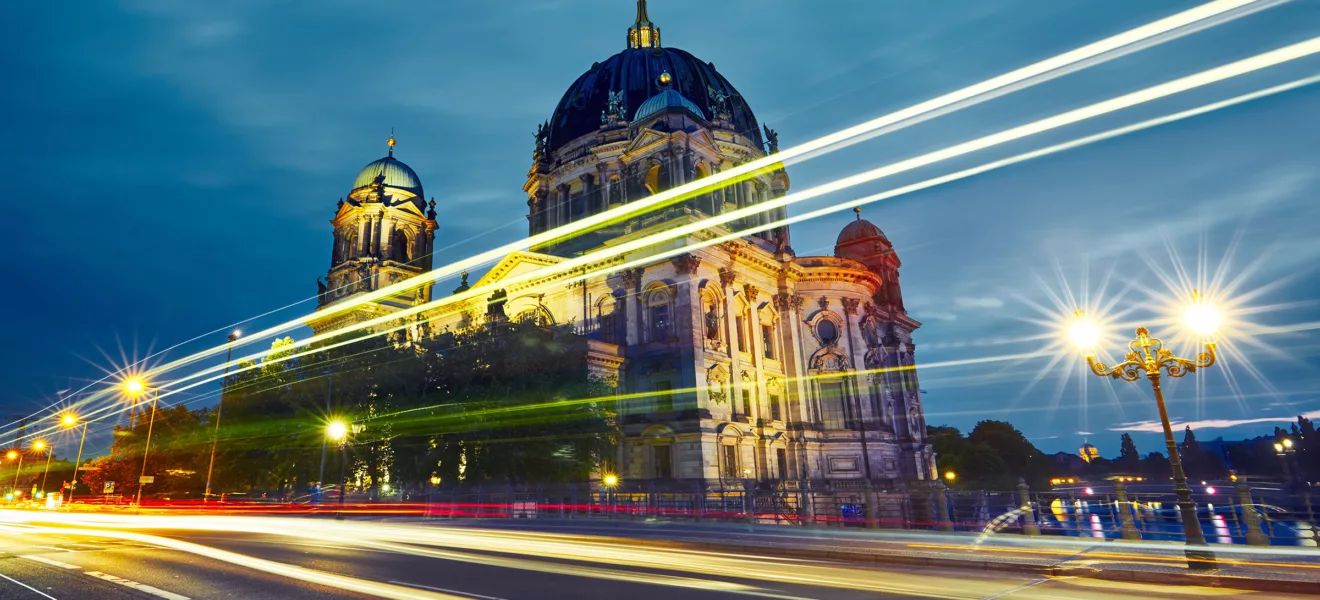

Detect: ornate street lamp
[1070, 291, 1220, 569]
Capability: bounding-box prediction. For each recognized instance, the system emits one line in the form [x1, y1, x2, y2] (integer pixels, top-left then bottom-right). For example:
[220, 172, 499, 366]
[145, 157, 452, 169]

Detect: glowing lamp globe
[327, 420, 349, 442]
[124, 378, 145, 395]
[1183, 293, 1221, 337]
[32, 441, 45, 451]
[6, 450, 17, 460]
[602, 474, 619, 488]
[61, 414, 77, 427]
[1069, 318, 1101, 353]
[1283, 438, 1294, 449]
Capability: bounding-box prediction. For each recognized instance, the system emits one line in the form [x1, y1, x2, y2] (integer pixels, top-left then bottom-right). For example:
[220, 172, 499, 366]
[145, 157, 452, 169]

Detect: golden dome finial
[387, 129, 396, 157]
[854, 206, 862, 221]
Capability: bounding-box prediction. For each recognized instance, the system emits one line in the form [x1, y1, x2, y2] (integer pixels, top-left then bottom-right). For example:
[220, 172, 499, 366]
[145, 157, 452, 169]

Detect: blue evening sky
[3, 1, 1318, 457]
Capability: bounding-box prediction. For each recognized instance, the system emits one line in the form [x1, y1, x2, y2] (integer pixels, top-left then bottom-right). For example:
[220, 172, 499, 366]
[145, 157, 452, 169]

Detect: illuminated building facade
[312, 1, 934, 488]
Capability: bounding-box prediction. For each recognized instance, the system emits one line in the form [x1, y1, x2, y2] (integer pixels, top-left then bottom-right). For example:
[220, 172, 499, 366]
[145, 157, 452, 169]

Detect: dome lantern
[628, 0, 661, 49]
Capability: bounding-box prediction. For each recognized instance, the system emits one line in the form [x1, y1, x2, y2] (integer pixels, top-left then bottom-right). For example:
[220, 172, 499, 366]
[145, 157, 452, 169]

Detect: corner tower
[310, 136, 438, 334]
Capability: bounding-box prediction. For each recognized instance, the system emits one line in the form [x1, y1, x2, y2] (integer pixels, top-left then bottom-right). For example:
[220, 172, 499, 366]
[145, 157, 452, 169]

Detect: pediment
[473, 251, 565, 288]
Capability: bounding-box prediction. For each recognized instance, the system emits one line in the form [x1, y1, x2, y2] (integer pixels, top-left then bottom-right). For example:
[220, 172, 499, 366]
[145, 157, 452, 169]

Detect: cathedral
[309, 1, 936, 488]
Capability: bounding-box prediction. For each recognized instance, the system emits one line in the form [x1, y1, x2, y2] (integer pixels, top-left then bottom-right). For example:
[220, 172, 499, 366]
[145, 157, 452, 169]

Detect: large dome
[545, 47, 763, 154]
[352, 155, 423, 197]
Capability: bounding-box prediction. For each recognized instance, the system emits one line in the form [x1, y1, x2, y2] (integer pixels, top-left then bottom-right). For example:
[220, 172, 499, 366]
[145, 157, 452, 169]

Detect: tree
[1119, 433, 1140, 470]
[968, 420, 1054, 488]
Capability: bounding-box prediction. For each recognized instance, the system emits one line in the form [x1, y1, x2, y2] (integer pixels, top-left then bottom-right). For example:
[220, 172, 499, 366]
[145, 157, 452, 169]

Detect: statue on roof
[534, 120, 550, 160]
[707, 85, 731, 120]
[763, 125, 779, 154]
[601, 89, 628, 126]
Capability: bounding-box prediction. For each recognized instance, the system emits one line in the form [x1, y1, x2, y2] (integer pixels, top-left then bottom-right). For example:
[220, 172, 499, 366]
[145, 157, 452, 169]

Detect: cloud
[954, 297, 1005, 309]
[1075, 431, 1093, 436]
[1111, 411, 1320, 433]
[919, 311, 958, 321]
[1033, 435, 1059, 440]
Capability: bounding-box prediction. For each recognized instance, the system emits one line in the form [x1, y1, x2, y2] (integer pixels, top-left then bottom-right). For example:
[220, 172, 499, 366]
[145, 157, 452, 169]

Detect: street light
[124, 376, 160, 507]
[62, 413, 89, 502]
[33, 440, 53, 497]
[327, 420, 350, 518]
[204, 330, 242, 504]
[1072, 293, 1220, 569]
[944, 470, 957, 482]
[7, 449, 23, 501]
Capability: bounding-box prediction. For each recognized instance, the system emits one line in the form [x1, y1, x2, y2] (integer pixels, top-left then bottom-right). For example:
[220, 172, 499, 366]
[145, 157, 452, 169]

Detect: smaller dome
[634, 89, 706, 123]
[352, 156, 423, 196]
[836, 216, 889, 247]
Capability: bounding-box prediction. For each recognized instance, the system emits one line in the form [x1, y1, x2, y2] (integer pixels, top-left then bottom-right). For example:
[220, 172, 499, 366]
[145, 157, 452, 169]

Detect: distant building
[1079, 442, 1099, 463]
[306, 1, 934, 488]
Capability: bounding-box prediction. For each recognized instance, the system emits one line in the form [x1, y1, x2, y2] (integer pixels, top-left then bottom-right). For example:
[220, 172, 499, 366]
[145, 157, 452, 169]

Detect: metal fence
[422, 479, 1319, 547]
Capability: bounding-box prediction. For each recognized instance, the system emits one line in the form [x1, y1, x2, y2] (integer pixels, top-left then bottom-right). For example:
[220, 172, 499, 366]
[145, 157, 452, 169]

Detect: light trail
[73, 0, 1279, 395]
[136, 45, 1320, 401]
[14, 61, 1319, 445]
[5, 512, 1319, 598]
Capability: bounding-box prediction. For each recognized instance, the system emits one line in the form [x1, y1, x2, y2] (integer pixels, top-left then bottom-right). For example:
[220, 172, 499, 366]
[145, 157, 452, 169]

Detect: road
[0, 512, 1309, 600]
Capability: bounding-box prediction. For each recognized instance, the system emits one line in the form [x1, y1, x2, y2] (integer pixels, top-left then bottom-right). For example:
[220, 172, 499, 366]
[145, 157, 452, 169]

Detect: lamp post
[34, 440, 52, 497]
[1275, 438, 1299, 488]
[1071, 292, 1220, 569]
[205, 330, 241, 504]
[7, 450, 22, 500]
[62, 414, 88, 502]
[327, 420, 350, 519]
[125, 377, 160, 507]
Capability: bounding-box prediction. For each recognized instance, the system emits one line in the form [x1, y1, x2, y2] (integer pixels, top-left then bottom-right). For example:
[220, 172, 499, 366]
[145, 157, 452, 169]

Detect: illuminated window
[741, 389, 752, 418]
[776, 448, 789, 479]
[769, 393, 781, 421]
[761, 324, 775, 359]
[722, 445, 739, 478]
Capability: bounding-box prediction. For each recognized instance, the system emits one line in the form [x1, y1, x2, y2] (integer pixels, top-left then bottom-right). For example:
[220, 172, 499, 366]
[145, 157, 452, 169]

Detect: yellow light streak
[95, 0, 1280, 392]
[15, 69, 1318, 445]
[125, 40, 1320, 412]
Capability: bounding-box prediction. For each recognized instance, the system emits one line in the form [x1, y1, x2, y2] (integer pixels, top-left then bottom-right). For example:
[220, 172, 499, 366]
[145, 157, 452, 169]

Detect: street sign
[103, 482, 115, 494]
[139, 476, 155, 484]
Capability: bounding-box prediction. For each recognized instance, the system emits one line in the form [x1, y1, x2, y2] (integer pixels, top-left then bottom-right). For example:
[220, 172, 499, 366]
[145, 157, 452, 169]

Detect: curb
[622, 537, 1320, 596]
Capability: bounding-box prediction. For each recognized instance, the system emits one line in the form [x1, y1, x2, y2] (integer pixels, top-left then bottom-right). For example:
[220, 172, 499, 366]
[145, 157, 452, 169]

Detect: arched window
[392, 229, 411, 263]
[644, 162, 662, 195]
[645, 286, 672, 342]
[599, 295, 617, 342]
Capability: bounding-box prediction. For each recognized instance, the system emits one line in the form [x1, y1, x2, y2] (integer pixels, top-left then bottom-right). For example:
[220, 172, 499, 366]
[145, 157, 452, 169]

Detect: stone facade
[309, 1, 935, 488]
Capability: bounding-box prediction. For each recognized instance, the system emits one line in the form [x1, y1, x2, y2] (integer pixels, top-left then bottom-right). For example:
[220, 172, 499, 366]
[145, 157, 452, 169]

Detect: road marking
[20, 555, 80, 569]
[388, 581, 509, 600]
[980, 578, 1052, 600]
[84, 572, 190, 600]
[0, 573, 60, 600]
[32, 545, 72, 553]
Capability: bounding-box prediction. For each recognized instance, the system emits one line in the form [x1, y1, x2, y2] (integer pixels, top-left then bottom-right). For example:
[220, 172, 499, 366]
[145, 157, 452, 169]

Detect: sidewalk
[410, 517, 1320, 595]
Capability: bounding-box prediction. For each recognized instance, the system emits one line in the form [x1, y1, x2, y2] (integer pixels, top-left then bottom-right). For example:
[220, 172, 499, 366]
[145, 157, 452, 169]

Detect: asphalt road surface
[0, 515, 1309, 600]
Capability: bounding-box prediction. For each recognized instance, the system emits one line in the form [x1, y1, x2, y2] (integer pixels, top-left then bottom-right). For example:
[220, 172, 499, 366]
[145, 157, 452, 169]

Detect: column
[382, 218, 397, 261]
[356, 218, 368, 257]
